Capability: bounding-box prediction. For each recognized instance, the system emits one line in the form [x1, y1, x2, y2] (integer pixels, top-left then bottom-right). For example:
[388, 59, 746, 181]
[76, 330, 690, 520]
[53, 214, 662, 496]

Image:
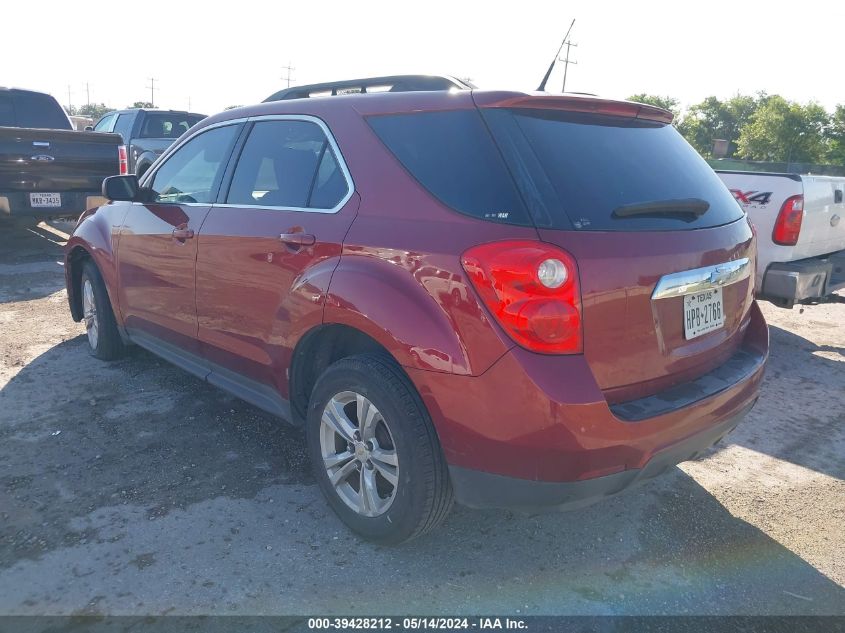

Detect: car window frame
[94, 113, 116, 132]
[215, 114, 354, 215]
[138, 121, 244, 207]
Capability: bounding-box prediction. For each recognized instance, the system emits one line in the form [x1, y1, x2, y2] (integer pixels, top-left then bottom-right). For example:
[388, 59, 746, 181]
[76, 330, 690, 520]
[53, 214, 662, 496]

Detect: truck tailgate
[0, 127, 120, 192]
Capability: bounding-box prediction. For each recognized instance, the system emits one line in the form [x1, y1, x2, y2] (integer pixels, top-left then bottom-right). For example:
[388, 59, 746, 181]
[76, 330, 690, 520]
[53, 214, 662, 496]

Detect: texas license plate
[684, 288, 724, 339]
[30, 192, 61, 208]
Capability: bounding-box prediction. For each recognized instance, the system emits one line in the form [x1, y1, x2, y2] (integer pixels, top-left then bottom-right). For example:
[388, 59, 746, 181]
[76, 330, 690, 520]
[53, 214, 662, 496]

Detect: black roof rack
[263, 74, 474, 102]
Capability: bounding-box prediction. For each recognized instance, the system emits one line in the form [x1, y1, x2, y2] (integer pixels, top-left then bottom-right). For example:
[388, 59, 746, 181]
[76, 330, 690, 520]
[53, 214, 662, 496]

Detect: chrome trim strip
[651, 258, 751, 300]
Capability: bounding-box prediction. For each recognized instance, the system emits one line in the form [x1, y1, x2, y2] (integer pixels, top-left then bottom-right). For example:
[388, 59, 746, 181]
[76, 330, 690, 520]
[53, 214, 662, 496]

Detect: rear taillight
[118, 145, 128, 175]
[772, 195, 803, 246]
[461, 241, 582, 354]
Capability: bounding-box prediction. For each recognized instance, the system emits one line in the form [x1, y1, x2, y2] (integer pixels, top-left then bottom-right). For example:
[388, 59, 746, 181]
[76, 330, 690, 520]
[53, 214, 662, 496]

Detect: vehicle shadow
[0, 221, 71, 305]
[725, 323, 845, 481]
[1, 334, 843, 615]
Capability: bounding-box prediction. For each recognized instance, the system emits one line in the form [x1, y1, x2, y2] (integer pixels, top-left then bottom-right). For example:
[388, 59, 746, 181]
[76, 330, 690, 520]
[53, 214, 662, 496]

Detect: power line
[281, 62, 296, 88]
[146, 77, 158, 106]
[560, 39, 578, 93]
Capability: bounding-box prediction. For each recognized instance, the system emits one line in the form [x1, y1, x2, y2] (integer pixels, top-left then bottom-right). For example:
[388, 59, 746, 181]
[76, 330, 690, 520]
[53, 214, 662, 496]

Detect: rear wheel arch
[289, 324, 405, 425]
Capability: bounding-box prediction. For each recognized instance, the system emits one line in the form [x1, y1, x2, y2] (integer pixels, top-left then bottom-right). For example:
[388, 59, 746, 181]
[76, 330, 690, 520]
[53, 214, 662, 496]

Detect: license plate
[30, 193, 61, 208]
[684, 287, 724, 340]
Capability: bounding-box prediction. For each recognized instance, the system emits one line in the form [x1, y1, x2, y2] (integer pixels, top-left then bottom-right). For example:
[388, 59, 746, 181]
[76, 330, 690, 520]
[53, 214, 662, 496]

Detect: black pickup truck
[1, 88, 122, 223]
[91, 108, 205, 177]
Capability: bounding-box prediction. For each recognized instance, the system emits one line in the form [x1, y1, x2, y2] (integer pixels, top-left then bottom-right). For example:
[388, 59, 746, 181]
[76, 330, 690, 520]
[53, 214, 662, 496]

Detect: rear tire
[306, 354, 453, 544]
[80, 260, 125, 361]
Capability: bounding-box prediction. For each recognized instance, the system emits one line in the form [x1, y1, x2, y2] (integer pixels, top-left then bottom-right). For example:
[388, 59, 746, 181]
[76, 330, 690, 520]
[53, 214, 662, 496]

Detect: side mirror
[84, 126, 94, 131]
[102, 175, 141, 201]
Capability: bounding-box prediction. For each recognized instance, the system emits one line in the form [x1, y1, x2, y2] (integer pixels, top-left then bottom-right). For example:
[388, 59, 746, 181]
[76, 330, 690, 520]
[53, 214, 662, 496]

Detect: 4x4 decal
[730, 189, 773, 206]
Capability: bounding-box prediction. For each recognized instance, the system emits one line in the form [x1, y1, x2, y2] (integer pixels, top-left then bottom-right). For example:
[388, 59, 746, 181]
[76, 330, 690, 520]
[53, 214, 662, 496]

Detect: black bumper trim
[449, 401, 754, 512]
[609, 346, 765, 422]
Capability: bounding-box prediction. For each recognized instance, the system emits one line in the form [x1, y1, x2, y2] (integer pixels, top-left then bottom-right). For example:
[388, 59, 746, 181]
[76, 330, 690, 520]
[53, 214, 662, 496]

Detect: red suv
[65, 76, 768, 544]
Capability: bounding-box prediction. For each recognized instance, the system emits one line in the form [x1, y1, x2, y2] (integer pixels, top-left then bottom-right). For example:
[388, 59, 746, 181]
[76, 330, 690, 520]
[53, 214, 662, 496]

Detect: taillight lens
[118, 145, 128, 175]
[461, 241, 582, 354]
[772, 195, 803, 246]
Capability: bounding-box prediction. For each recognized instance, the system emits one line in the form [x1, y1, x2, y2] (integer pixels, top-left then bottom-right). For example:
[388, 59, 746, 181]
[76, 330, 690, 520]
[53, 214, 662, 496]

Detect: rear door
[117, 123, 241, 353]
[195, 116, 357, 397]
[482, 105, 754, 402]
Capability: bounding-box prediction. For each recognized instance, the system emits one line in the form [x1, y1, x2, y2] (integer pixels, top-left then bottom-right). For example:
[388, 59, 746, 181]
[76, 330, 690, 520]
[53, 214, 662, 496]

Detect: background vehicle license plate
[684, 288, 724, 339]
[30, 193, 61, 207]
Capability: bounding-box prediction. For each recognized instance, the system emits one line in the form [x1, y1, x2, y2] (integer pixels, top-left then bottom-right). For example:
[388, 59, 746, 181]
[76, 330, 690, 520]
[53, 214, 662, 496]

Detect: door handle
[172, 227, 195, 240]
[279, 232, 316, 246]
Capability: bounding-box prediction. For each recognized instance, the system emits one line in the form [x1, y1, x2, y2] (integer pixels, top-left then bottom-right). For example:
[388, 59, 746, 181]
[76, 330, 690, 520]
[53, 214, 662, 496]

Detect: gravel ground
[0, 221, 843, 616]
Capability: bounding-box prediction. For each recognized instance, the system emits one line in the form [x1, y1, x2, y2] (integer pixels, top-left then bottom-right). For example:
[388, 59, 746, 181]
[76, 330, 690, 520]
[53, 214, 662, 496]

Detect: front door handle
[279, 232, 316, 246]
[172, 226, 195, 240]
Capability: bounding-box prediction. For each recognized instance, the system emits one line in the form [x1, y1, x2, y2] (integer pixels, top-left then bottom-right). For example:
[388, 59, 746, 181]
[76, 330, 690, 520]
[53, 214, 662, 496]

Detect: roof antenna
[537, 19, 576, 92]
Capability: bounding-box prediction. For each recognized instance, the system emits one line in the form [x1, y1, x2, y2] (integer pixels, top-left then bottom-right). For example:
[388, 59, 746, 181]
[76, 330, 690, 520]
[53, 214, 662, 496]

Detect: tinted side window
[226, 120, 348, 210]
[94, 114, 116, 132]
[112, 113, 134, 142]
[0, 94, 14, 127]
[368, 110, 531, 226]
[13, 93, 71, 130]
[149, 125, 239, 204]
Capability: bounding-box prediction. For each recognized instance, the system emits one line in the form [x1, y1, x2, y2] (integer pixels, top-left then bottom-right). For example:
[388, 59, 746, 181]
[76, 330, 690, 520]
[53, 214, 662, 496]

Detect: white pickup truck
[716, 171, 845, 308]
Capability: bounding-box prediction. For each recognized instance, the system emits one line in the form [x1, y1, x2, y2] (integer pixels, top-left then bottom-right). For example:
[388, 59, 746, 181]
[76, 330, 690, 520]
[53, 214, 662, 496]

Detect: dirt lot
[0, 221, 843, 616]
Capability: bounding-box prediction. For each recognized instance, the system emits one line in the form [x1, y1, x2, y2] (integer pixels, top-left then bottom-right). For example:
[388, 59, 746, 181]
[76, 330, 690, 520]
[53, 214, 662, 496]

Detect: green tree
[737, 96, 829, 163]
[129, 101, 156, 109]
[76, 103, 115, 121]
[627, 94, 680, 120]
[826, 104, 845, 166]
[677, 94, 762, 158]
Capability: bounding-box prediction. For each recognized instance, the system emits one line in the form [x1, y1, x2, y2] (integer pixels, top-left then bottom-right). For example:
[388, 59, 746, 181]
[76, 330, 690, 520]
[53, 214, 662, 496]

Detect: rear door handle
[279, 232, 316, 246]
[172, 227, 195, 240]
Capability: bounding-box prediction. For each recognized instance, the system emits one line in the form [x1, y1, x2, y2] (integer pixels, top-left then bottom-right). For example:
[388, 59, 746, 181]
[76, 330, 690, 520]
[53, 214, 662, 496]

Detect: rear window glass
[139, 113, 204, 139]
[483, 109, 744, 231]
[368, 110, 531, 226]
[12, 92, 71, 130]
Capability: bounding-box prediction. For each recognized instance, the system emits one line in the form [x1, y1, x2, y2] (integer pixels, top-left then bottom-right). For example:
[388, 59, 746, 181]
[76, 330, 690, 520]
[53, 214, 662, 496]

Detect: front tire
[80, 260, 125, 360]
[306, 354, 453, 544]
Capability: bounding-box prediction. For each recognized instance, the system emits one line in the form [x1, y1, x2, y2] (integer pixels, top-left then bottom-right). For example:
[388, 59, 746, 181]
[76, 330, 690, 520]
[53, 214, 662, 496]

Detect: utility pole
[146, 77, 158, 107]
[67, 84, 73, 113]
[85, 82, 90, 107]
[188, 96, 191, 110]
[560, 38, 578, 93]
[281, 62, 295, 88]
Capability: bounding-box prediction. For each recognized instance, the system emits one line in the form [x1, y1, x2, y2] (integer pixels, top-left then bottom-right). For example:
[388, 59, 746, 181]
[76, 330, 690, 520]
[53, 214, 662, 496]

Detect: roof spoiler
[474, 93, 675, 124]
[263, 75, 474, 102]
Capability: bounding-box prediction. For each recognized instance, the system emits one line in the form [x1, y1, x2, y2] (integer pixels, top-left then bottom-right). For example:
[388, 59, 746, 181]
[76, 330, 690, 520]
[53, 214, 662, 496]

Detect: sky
[4, 0, 843, 117]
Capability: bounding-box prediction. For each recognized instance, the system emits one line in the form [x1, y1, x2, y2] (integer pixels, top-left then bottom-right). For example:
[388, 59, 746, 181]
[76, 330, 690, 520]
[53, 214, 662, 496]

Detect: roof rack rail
[263, 74, 474, 102]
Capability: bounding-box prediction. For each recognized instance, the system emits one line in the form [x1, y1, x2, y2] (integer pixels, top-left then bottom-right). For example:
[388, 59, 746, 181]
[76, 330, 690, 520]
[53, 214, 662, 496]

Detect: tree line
[65, 102, 156, 120]
[629, 93, 845, 166]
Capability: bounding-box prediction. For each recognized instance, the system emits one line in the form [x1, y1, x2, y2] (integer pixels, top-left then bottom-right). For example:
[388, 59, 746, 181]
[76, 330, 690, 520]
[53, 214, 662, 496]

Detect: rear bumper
[761, 249, 845, 307]
[406, 301, 768, 509]
[450, 401, 752, 511]
[0, 191, 105, 218]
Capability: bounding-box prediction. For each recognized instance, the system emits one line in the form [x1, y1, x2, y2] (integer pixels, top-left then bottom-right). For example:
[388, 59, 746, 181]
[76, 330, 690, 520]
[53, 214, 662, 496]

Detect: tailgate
[540, 222, 754, 401]
[0, 127, 121, 192]
[480, 100, 755, 401]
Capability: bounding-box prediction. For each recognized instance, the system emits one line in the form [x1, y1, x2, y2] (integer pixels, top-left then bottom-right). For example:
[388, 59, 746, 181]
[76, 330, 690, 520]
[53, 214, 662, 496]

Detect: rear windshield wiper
[612, 198, 710, 219]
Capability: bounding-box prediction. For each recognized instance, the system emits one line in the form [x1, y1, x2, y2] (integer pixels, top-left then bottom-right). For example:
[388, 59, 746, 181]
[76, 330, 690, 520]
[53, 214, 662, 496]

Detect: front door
[117, 123, 241, 354]
[195, 117, 357, 397]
